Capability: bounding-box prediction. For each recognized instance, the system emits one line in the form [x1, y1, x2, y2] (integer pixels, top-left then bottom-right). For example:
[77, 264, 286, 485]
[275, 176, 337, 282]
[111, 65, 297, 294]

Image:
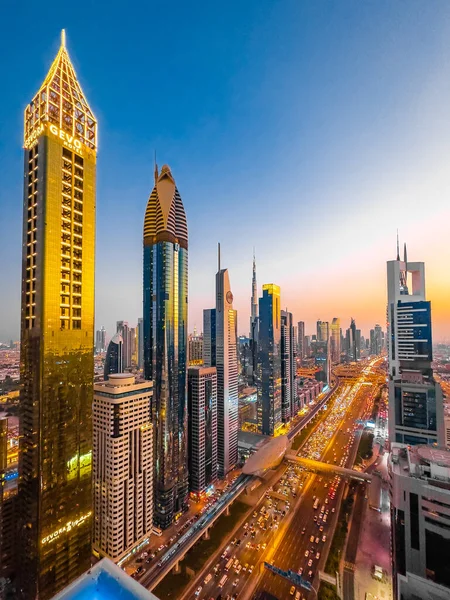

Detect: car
[295, 591, 301, 600]
[319, 526, 324, 532]
[332, 508, 336, 513]
[194, 586, 202, 596]
[316, 552, 321, 559]
[310, 535, 315, 542]
[249, 565, 254, 573]
[301, 527, 306, 534]
[262, 542, 267, 550]
[233, 579, 239, 587]
[214, 564, 220, 573]
[243, 564, 248, 572]
[304, 550, 309, 558]
[204, 573, 212, 584]
[308, 559, 313, 567]
[236, 565, 242, 574]
[322, 535, 327, 542]
[315, 537, 320, 544]
[290, 586, 296, 596]
[308, 570, 313, 577]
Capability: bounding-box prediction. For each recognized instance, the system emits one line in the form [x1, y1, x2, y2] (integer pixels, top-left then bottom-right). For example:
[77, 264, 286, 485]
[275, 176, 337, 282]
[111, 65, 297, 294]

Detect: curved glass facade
[104, 334, 123, 379]
[143, 166, 188, 528]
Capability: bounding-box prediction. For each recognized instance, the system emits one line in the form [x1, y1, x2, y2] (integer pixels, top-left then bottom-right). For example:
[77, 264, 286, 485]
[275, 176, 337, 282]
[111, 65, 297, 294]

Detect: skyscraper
[387, 245, 444, 446]
[203, 249, 239, 476]
[187, 367, 218, 497]
[316, 320, 329, 343]
[95, 325, 106, 353]
[19, 31, 97, 599]
[281, 310, 297, 421]
[143, 164, 188, 528]
[249, 252, 258, 382]
[257, 284, 282, 436]
[93, 374, 153, 562]
[137, 317, 144, 369]
[104, 333, 123, 379]
[297, 321, 305, 362]
[330, 317, 341, 363]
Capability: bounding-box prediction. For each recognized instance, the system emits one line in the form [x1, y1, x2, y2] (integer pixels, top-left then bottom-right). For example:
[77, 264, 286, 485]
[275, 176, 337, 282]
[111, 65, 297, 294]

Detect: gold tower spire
[24, 31, 97, 151]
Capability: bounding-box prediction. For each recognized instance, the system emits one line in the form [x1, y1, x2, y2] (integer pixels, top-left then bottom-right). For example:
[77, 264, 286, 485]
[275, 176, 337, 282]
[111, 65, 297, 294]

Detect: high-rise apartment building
[297, 321, 305, 362]
[203, 251, 239, 476]
[281, 310, 297, 421]
[93, 374, 153, 563]
[95, 325, 106, 353]
[187, 367, 218, 497]
[104, 333, 123, 379]
[257, 284, 282, 436]
[143, 164, 188, 528]
[330, 317, 341, 363]
[387, 249, 444, 446]
[389, 444, 450, 600]
[18, 31, 97, 599]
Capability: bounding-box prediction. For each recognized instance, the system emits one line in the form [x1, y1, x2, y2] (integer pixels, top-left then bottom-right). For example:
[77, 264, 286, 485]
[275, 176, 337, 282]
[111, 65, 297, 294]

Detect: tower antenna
[218, 242, 221, 272]
[154, 150, 158, 183]
[61, 29, 66, 48]
[396, 229, 400, 261]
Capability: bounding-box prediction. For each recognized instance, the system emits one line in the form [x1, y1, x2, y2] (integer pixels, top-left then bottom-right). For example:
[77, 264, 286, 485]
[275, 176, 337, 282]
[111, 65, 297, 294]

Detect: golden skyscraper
[19, 31, 96, 599]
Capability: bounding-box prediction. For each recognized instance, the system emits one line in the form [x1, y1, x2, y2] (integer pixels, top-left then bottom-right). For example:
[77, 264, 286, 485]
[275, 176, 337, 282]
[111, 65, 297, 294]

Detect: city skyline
[2, 2, 450, 344]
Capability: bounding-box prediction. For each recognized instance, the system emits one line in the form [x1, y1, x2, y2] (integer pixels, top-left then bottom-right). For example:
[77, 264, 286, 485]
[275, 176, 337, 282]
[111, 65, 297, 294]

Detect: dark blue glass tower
[143, 165, 188, 528]
[104, 333, 123, 379]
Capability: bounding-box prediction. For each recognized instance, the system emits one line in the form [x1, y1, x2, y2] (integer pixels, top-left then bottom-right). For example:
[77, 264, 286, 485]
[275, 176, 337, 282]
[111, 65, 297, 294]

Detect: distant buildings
[316, 320, 329, 343]
[93, 374, 153, 562]
[137, 317, 144, 369]
[257, 284, 282, 436]
[387, 248, 444, 446]
[188, 367, 218, 497]
[370, 323, 383, 355]
[311, 339, 331, 386]
[203, 250, 239, 476]
[104, 333, 123, 379]
[143, 164, 189, 528]
[18, 31, 96, 598]
[117, 321, 132, 369]
[389, 444, 450, 600]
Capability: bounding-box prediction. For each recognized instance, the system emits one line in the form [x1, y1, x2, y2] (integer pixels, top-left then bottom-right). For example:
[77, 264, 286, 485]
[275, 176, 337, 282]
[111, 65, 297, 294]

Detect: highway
[136, 382, 337, 591]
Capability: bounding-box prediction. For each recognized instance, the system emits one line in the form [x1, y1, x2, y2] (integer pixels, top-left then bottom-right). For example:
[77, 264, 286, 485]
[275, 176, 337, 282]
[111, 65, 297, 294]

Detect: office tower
[137, 318, 144, 369]
[345, 318, 357, 361]
[387, 246, 444, 446]
[187, 367, 218, 497]
[389, 445, 450, 599]
[374, 324, 382, 355]
[369, 328, 375, 354]
[257, 284, 282, 436]
[281, 310, 297, 421]
[249, 250, 258, 338]
[19, 31, 96, 599]
[203, 309, 216, 367]
[100, 326, 106, 352]
[116, 321, 131, 369]
[96, 329, 102, 353]
[355, 329, 361, 359]
[188, 331, 204, 365]
[93, 374, 153, 562]
[312, 340, 331, 386]
[330, 317, 341, 363]
[143, 164, 188, 528]
[204, 248, 239, 476]
[130, 327, 137, 364]
[104, 333, 123, 379]
[297, 321, 305, 361]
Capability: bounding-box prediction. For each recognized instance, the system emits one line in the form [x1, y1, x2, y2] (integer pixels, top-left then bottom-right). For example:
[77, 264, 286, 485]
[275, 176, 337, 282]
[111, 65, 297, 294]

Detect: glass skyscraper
[143, 164, 188, 528]
[19, 31, 96, 599]
[104, 333, 123, 379]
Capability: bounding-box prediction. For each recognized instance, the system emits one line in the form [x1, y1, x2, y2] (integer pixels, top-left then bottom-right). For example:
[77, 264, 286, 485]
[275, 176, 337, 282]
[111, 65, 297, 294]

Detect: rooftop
[51, 558, 159, 600]
[391, 444, 450, 487]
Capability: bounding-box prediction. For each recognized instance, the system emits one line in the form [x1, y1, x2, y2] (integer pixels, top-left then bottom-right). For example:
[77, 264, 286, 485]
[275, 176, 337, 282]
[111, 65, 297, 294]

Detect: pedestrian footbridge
[285, 454, 372, 482]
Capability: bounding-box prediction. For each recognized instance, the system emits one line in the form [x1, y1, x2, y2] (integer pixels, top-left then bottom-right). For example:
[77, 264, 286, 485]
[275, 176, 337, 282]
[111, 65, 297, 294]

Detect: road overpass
[285, 454, 372, 482]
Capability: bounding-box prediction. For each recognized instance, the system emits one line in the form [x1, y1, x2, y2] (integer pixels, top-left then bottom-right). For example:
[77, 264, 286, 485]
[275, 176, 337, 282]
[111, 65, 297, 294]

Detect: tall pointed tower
[143, 164, 189, 528]
[19, 31, 97, 599]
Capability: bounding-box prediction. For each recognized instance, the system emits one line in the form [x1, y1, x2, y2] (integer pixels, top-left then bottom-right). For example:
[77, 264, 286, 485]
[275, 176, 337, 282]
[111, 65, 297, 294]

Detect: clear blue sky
[1, 1, 450, 342]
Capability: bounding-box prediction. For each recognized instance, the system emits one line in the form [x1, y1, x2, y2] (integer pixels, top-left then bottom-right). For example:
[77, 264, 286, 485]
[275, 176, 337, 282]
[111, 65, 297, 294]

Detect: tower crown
[143, 165, 188, 249]
[24, 30, 97, 151]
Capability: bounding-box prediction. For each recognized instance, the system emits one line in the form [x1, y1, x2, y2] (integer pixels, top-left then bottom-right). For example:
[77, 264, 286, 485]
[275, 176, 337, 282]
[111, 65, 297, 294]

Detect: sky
[1, 1, 450, 343]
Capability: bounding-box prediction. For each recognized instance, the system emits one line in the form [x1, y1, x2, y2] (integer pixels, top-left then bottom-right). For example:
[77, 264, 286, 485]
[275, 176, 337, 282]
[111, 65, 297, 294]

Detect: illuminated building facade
[143, 164, 188, 528]
[188, 331, 204, 365]
[257, 284, 282, 436]
[19, 31, 97, 599]
[93, 375, 153, 562]
[297, 321, 305, 362]
[187, 367, 217, 496]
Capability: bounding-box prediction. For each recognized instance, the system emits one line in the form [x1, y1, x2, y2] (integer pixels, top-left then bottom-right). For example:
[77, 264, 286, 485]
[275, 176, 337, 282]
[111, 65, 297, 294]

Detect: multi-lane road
[179, 358, 383, 600]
